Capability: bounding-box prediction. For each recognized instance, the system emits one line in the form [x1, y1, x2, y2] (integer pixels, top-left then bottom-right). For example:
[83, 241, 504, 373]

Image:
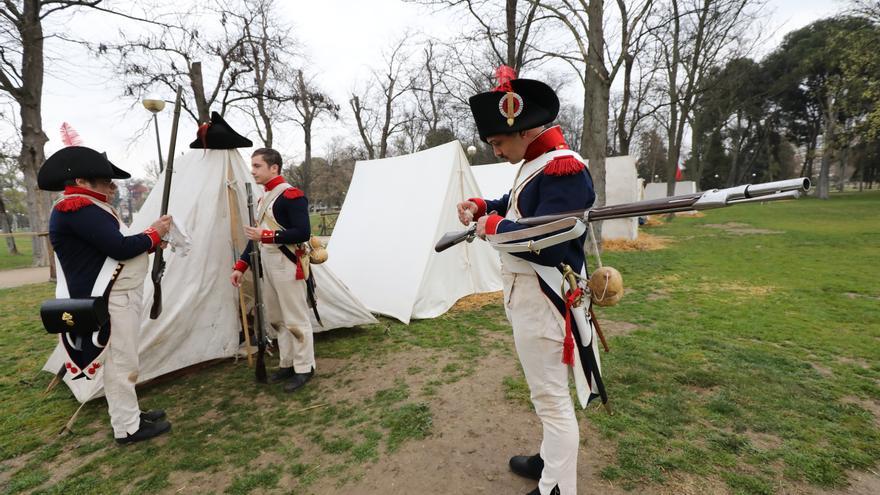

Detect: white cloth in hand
[165, 217, 191, 257]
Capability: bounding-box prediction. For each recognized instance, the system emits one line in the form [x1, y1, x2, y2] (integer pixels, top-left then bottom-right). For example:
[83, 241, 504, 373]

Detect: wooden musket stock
[149, 86, 183, 319]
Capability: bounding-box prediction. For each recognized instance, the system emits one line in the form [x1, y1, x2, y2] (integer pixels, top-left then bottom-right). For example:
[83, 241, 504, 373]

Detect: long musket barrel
[149, 86, 183, 319]
[246, 183, 268, 383]
[434, 178, 810, 252]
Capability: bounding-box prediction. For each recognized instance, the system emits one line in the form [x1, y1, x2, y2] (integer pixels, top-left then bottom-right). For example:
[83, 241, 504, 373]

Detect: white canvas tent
[327, 141, 502, 324]
[471, 162, 517, 201]
[471, 155, 641, 240]
[603, 156, 640, 240]
[644, 181, 698, 200]
[44, 149, 376, 402]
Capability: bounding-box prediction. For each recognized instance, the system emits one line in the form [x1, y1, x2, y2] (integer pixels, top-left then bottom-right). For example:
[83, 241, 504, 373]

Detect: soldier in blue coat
[39, 146, 173, 444]
[230, 148, 315, 393]
[457, 67, 595, 495]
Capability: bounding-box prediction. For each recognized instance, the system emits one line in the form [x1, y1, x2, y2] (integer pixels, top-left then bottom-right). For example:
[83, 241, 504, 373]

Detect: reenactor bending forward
[458, 67, 596, 495]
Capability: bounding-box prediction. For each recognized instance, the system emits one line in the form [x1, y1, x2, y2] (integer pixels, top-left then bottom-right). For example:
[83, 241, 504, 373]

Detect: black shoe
[270, 367, 295, 383]
[140, 409, 166, 422]
[510, 453, 544, 480]
[526, 485, 559, 495]
[283, 368, 314, 393]
[115, 419, 171, 445]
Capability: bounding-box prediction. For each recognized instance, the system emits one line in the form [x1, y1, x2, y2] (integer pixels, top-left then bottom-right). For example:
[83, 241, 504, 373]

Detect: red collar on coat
[63, 186, 107, 203]
[523, 126, 569, 162]
[264, 175, 286, 191]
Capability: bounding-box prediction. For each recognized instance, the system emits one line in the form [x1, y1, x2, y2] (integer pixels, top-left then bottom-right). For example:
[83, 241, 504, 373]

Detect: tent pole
[227, 162, 254, 366]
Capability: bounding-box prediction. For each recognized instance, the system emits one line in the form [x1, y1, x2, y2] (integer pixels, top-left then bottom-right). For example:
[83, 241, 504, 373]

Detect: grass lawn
[0, 236, 34, 271]
[0, 191, 877, 494]
[309, 212, 337, 237]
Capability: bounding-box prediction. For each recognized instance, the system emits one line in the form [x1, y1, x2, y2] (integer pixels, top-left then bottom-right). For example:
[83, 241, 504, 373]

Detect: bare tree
[0, 0, 113, 266]
[104, 2, 256, 124]
[0, 139, 22, 254]
[412, 0, 544, 71]
[653, 0, 764, 195]
[227, 0, 299, 148]
[349, 38, 414, 159]
[531, 0, 655, 246]
[289, 70, 339, 199]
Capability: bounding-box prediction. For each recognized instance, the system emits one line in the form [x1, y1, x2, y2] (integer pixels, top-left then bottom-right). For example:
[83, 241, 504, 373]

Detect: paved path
[0, 266, 51, 289]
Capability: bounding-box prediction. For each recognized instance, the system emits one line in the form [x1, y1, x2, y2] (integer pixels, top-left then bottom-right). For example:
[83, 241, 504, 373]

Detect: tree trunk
[257, 92, 273, 148]
[506, 0, 517, 67]
[584, 0, 608, 249]
[18, 0, 51, 267]
[617, 53, 635, 156]
[349, 96, 375, 159]
[380, 77, 396, 159]
[189, 62, 211, 123]
[837, 143, 847, 192]
[691, 129, 704, 190]
[303, 124, 312, 199]
[0, 195, 18, 255]
[818, 98, 834, 199]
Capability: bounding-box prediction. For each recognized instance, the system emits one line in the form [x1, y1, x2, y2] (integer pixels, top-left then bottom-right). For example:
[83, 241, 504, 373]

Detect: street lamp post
[142, 94, 167, 173]
[127, 183, 134, 224]
[466, 145, 477, 164]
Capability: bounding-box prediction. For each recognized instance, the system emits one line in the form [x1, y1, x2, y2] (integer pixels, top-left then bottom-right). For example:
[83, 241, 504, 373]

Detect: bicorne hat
[189, 111, 253, 149]
[468, 66, 560, 142]
[38, 146, 131, 191]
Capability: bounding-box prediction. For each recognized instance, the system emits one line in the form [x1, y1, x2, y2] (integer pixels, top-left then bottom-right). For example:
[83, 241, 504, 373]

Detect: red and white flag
[675, 162, 685, 181]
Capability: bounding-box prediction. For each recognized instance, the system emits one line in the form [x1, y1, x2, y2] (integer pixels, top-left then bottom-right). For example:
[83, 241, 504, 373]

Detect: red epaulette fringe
[544, 156, 585, 176]
[283, 188, 304, 200]
[54, 197, 93, 212]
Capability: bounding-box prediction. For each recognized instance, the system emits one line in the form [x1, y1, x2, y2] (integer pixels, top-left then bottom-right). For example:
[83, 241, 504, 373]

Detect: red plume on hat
[493, 65, 520, 126]
[60, 122, 83, 147]
[493, 65, 517, 92]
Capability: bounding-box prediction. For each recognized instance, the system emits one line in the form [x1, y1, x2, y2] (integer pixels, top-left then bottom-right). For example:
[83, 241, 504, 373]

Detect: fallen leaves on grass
[604, 232, 672, 252]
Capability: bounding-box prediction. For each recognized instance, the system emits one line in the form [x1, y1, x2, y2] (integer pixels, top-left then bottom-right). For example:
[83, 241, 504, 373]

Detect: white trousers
[503, 270, 579, 495]
[261, 249, 315, 373]
[105, 285, 143, 438]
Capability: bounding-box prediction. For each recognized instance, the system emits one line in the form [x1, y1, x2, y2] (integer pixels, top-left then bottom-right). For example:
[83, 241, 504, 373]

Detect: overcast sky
[2, 0, 851, 180]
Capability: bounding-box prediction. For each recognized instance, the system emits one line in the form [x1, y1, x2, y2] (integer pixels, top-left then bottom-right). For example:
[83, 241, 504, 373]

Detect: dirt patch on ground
[165, 470, 232, 494]
[654, 472, 733, 495]
[844, 292, 880, 301]
[646, 289, 671, 301]
[841, 396, 880, 427]
[797, 469, 880, 495]
[702, 222, 784, 235]
[810, 362, 834, 378]
[450, 291, 503, 312]
[696, 282, 775, 297]
[837, 357, 873, 370]
[604, 232, 672, 251]
[642, 212, 705, 228]
[744, 429, 784, 451]
[596, 319, 640, 338]
[323, 350, 629, 495]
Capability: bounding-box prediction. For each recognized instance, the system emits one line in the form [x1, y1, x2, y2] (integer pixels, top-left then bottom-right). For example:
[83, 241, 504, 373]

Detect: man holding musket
[230, 148, 315, 393]
[456, 67, 596, 495]
[40, 146, 173, 444]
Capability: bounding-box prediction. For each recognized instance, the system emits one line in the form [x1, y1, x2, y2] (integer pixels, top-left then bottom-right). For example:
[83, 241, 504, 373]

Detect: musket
[149, 86, 183, 319]
[435, 178, 811, 252]
[246, 183, 269, 383]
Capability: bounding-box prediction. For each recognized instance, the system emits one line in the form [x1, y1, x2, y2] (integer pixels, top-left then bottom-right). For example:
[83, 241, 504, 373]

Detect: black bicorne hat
[468, 66, 560, 142]
[38, 146, 131, 191]
[189, 111, 253, 149]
